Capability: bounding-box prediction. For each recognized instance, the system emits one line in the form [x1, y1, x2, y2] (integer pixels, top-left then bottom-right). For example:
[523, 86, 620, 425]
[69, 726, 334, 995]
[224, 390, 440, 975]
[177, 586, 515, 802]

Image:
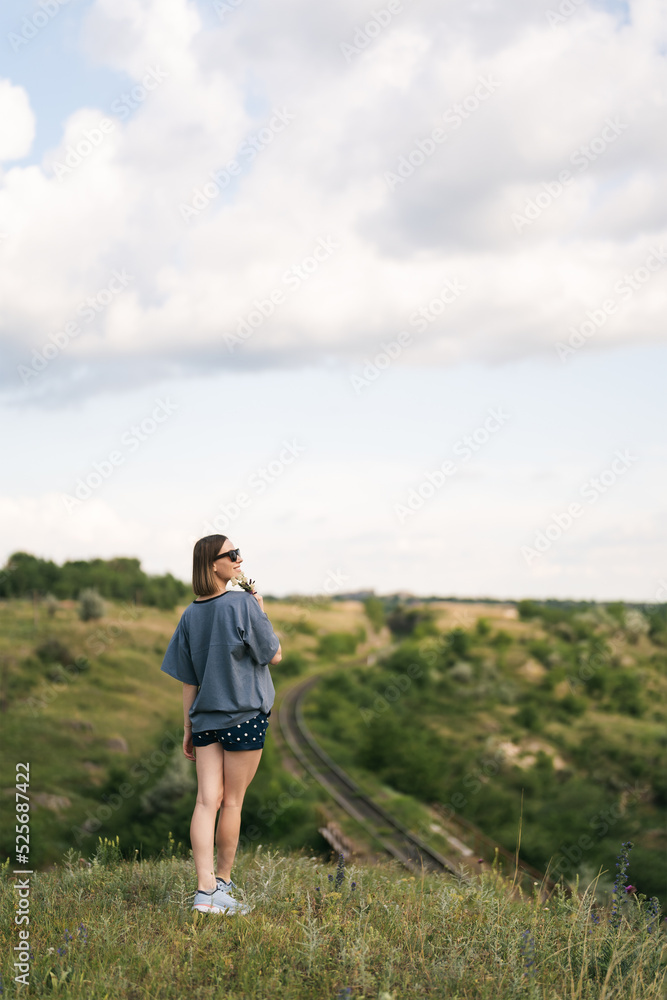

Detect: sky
[1, 0, 666, 602]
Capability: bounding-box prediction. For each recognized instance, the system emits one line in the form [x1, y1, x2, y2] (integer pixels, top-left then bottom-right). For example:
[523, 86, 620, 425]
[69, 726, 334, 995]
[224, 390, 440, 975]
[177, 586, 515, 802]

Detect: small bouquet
[232, 570, 257, 594]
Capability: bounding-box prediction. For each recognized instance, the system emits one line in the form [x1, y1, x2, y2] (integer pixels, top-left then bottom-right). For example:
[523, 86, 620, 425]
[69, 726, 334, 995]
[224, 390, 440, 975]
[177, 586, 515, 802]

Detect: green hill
[2, 591, 666, 911]
[302, 598, 667, 904]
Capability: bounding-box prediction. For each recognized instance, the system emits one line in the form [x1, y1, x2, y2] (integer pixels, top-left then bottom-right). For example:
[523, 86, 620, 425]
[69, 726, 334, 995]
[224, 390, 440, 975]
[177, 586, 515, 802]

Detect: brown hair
[192, 534, 228, 597]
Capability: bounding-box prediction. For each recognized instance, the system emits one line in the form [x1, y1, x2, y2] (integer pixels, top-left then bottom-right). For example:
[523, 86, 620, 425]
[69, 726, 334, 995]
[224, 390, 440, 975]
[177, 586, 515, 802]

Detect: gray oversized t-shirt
[160, 589, 280, 733]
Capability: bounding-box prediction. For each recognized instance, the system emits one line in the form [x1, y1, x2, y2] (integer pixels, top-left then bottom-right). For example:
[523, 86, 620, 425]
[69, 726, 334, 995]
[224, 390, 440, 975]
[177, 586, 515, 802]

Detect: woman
[160, 534, 282, 915]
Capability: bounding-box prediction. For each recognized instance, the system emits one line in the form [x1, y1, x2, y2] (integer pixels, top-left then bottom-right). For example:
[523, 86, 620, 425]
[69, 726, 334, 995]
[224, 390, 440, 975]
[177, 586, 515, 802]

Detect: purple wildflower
[519, 930, 536, 979]
[610, 841, 634, 928]
[335, 853, 346, 890]
[647, 897, 660, 934]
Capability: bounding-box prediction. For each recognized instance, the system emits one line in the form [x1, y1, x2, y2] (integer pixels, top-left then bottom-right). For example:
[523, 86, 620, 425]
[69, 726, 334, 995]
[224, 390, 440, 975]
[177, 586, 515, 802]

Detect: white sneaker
[216, 877, 237, 896]
[192, 887, 251, 915]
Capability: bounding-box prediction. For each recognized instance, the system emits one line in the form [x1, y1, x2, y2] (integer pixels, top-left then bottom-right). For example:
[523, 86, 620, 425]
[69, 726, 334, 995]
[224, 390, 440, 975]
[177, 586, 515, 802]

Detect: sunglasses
[214, 548, 241, 562]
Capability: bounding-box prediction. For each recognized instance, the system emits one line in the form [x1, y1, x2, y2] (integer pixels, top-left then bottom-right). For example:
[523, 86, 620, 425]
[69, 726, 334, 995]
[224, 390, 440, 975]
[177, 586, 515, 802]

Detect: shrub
[514, 702, 542, 731]
[44, 593, 59, 617]
[608, 671, 645, 716]
[278, 652, 308, 677]
[475, 616, 491, 637]
[78, 588, 105, 621]
[449, 661, 474, 684]
[490, 629, 512, 665]
[293, 619, 317, 635]
[646, 604, 667, 645]
[316, 631, 360, 658]
[606, 601, 626, 624]
[355, 713, 444, 800]
[583, 668, 609, 697]
[35, 637, 74, 665]
[363, 596, 385, 631]
[386, 604, 437, 637]
[527, 638, 552, 666]
[380, 641, 431, 687]
[623, 609, 650, 644]
[558, 692, 587, 717]
[517, 599, 540, 620]
[447, 627, 471, 659]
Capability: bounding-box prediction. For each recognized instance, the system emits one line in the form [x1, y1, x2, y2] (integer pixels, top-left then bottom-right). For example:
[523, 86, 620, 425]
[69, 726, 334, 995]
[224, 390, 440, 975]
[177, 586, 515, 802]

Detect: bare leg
[215, 748, 263, 882]
[191, 743, 224, 892]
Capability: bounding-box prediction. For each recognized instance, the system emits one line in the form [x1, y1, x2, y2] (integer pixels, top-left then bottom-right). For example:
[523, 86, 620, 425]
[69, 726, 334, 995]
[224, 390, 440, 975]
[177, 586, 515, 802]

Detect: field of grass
[1, 840, 665, 999]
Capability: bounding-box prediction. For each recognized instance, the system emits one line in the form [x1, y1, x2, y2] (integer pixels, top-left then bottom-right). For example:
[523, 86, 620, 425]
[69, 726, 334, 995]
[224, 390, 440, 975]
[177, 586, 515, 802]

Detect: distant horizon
[2, 549, 661, 608]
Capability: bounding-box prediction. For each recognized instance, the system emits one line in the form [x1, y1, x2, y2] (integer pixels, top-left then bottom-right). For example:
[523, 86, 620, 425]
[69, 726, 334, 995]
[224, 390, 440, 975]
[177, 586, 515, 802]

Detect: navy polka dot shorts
[191, 710, 271, 751]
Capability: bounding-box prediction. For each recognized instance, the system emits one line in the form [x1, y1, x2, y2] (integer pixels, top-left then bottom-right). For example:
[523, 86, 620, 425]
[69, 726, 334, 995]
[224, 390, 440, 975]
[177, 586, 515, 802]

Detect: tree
[386, 604, 437, 637]
[363, 596, 385, 631]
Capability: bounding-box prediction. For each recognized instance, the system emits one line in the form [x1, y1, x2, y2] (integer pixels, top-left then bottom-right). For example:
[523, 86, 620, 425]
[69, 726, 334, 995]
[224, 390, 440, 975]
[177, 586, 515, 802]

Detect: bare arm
[181, 683, 198, 761]
[182, 683, 198, 729]
[269, 643, 282, 665]
[252, 593, 282, 664]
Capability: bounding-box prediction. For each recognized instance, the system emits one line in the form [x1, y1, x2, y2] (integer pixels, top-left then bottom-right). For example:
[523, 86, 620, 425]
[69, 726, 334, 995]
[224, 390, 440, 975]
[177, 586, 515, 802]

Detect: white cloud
[1, 0, 667, 406]
[0, 80, 35, 161]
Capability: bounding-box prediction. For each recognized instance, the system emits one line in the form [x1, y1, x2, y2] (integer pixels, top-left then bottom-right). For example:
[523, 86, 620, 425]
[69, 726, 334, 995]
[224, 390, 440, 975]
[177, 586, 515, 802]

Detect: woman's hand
[183, 728, 195, 762]
[253, 592, 265, 612]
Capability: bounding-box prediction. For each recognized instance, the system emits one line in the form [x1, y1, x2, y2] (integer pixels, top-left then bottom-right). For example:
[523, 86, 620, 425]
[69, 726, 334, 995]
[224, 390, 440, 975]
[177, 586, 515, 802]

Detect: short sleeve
[160, 617, 198, 685]
[237, 595, 280, 665]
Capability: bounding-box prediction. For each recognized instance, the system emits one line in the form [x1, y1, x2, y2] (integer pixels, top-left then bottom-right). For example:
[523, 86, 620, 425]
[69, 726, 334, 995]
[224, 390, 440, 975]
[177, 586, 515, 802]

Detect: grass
[1, 842, 665, 999]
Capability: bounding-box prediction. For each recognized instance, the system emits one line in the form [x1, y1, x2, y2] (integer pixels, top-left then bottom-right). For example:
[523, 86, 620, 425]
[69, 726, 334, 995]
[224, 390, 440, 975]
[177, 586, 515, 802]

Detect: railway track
[277, 673, 557, 893]
[278, 674, 467, 879]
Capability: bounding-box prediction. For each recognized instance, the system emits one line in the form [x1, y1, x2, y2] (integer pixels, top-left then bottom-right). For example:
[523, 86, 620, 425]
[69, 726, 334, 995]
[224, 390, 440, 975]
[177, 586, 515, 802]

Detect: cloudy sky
[1, 0, 666, 601]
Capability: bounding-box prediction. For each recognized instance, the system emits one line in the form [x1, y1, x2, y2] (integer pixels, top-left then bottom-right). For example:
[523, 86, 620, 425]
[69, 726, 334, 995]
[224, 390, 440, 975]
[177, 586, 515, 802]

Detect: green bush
[490, 629, 512, 666]
[558, 692, 587, 717]
[608, 671, 645, 716]
[35, 637, 75, 665]
[363, 596, 386, 631]
[44, 593, 59, 617]
[527, 638, 552, 665]
[278, 652, 308, 677]
[355, 713, 444, 800]
[380, 641, 432, 686]
[316, 631, 360, 658]
[517, 599, 540, 620]
[606, 601, 626, 624]
[293, 619, 317, 635]
[646, 604, 667, 645]
[449, 661, 474, 684]
[386, 604, 437, 637]
[447, 627, 471, 659]
[583, 668, 609, 697]
[514, 702, 541, 731]
[475, 616, 491, 637]
[78, 588, 105, 621]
